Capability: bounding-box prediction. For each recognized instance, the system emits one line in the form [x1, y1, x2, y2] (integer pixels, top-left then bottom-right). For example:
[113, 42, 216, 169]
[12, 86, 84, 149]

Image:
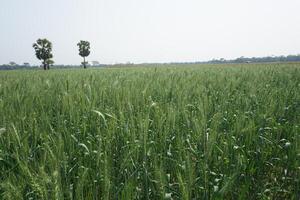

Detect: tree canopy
[33, 39, 54, 70]
[77, 40, 91, 68]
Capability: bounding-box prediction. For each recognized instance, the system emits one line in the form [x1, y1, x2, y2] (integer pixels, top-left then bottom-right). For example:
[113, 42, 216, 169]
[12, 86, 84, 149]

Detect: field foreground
[0, 63, 299, 199]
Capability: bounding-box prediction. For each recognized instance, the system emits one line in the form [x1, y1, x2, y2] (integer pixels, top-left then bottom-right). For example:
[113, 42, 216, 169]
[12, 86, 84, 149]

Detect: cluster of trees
[205, 55, 300, 64]
[32, 38, 91, 70]
[0, 63, 32, 70]
[167, 55, 300, 65]
[1, 39, 300, 70]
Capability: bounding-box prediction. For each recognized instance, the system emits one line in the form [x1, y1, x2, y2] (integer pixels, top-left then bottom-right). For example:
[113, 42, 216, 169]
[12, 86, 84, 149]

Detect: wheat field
[0, 63, 299, 199]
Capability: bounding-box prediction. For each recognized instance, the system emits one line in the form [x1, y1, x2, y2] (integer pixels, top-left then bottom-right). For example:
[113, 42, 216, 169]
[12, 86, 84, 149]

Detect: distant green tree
[9, 61, 17, 66]
[33, 39, 54, 70]
[77, 40, 90, 69]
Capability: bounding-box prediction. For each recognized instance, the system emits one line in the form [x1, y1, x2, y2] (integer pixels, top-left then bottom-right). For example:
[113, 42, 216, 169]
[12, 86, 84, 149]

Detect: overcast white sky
[0, 0, 300, 65]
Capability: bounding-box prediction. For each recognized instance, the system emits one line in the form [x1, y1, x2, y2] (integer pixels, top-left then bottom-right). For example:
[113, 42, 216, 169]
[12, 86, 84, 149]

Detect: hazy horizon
[1, 0, 300, 65]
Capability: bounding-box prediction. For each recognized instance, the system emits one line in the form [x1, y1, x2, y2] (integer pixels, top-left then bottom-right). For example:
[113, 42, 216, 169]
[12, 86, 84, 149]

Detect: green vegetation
[33, 39, 54, 70]
[0, 63, 299, 199]
[77, 41, 91, 69]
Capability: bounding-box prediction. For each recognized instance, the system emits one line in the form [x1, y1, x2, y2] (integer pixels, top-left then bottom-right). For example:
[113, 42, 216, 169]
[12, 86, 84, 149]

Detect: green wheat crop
[0, 63, 299, 199]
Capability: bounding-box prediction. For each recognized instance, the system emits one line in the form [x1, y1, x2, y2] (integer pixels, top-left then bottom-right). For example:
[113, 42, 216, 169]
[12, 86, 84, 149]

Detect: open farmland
[0, 63, 299, 199]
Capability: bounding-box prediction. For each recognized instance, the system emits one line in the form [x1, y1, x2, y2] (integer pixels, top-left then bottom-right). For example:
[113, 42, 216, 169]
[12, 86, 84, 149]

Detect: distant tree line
[167, 55, 300, 65]
[1, 37, 300, 70]
[0, 38, 94, 70]
[205, 55, 300, 64]
[0, 64, 35, 70]
[0, 64, 106, 70]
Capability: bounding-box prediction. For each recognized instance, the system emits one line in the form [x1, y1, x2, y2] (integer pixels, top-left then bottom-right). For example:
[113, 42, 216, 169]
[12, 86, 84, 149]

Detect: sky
[0, 0, 300, 65]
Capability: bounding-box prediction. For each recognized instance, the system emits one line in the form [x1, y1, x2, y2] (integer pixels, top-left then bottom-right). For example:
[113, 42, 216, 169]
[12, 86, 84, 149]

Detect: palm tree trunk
[84, 57, 86, 69]
[43, 61, 47, 70]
